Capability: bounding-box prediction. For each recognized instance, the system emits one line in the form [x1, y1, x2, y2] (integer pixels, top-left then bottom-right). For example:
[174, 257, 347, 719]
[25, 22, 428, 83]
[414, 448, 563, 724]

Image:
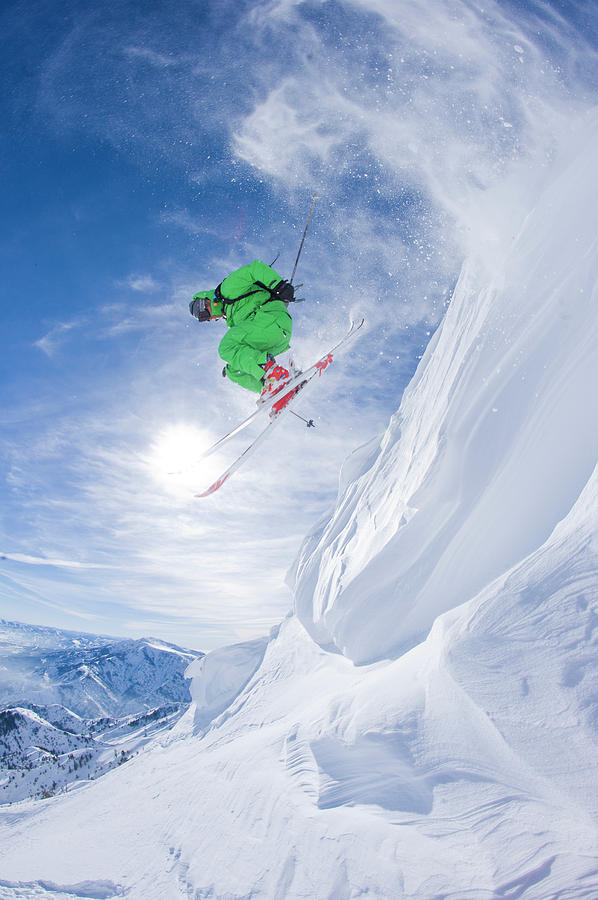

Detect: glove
[272, 280, 294, 304]
[189, 298, 211, 322]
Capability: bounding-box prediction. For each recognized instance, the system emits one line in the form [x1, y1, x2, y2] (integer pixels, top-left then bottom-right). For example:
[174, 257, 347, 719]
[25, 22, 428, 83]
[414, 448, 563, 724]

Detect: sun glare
[147, 423, 222, 493]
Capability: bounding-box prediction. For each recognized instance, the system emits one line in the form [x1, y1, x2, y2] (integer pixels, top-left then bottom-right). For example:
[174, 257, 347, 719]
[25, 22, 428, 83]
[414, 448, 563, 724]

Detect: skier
[189, 260, 295, 399]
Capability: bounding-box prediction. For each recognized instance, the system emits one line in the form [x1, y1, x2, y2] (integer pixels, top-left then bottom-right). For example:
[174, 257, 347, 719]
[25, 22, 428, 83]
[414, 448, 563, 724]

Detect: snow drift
[187, 634, 269, 731]
[1, 114, 598, 898]
[293, 113, 598, 665]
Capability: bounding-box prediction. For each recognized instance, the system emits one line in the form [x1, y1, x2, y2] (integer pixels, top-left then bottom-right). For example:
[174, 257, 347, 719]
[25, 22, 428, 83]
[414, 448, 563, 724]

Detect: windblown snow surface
[2, 115, 598, 900]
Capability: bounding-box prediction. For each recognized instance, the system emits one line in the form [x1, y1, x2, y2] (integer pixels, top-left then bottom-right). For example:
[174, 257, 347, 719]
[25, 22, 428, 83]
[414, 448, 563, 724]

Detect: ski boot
[259, 355, 291, 403]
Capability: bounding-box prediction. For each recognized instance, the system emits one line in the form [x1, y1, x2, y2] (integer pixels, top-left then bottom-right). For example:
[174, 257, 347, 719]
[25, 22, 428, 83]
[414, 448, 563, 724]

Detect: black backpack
[214, 279, 297, 308]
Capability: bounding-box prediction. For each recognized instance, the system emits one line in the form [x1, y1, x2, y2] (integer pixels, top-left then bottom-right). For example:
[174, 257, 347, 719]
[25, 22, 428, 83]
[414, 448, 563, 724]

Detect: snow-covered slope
[1, 116, 598, 898]
[0, 706, 92, 761]
[292, 114, 598, 665]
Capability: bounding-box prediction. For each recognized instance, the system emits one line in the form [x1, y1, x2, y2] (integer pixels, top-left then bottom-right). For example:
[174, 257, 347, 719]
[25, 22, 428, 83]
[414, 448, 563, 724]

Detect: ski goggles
[190, 296, 212, 322]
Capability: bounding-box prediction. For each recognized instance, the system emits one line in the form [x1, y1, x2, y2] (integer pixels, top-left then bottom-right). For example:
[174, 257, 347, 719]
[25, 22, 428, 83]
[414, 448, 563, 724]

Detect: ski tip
[196, 473, 230, 498]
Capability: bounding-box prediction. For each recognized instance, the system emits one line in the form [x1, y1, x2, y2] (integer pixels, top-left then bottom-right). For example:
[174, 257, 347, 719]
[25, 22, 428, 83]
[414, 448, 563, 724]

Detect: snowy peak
[0, 621, 202, 718]
[33, 637, 198, 718]
[0, 621, 203, 802]
[293, 114, 598, 665]
[0, 618, 114, 653]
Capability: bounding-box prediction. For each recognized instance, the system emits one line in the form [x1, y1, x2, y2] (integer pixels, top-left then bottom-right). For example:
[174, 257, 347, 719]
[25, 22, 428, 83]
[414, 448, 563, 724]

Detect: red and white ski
[199, 319, 364, 460]
[199, 359, 298, 461]
[196, 319, 364, 498]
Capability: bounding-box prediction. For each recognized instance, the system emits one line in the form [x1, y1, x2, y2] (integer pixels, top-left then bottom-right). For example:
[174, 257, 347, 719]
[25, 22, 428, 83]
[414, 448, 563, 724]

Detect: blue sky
[1, 0, 597, 651]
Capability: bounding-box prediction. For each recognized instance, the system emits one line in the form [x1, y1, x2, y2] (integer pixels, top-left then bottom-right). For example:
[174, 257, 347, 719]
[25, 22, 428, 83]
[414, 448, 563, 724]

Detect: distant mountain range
[0, 619, 203, 803]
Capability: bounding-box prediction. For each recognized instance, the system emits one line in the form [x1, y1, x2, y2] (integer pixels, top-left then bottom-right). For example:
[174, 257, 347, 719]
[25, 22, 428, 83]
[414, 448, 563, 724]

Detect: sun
[146, 423, 222, 492]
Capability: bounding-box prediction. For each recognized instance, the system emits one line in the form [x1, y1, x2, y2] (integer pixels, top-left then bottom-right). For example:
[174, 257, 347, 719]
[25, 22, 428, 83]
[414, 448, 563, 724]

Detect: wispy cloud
[0, 568, 107, 624]
[34, 321, 81, 357]
[121, 274, 161, 293]
[161, 210, 204, 236]
[32, 293, 180, 358]
[0, 552, 114, 570]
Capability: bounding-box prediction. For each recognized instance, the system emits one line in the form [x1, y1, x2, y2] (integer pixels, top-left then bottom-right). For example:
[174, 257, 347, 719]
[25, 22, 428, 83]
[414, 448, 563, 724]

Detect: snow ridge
[293, 112, 598, 665]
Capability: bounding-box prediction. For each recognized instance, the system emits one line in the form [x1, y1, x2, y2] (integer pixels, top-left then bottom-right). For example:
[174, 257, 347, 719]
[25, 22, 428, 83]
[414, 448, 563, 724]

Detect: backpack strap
[214, 282, 262, 307]
[215, 279, 295, 307]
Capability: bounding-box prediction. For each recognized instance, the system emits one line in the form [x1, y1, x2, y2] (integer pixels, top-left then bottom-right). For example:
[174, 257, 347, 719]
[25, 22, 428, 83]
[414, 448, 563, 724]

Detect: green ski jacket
[192, 260, 293, 393]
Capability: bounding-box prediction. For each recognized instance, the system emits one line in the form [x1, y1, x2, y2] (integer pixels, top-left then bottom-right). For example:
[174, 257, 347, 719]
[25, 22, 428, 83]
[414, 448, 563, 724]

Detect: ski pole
[290, 410, 315, 428]
[290, 194, 319, 285]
